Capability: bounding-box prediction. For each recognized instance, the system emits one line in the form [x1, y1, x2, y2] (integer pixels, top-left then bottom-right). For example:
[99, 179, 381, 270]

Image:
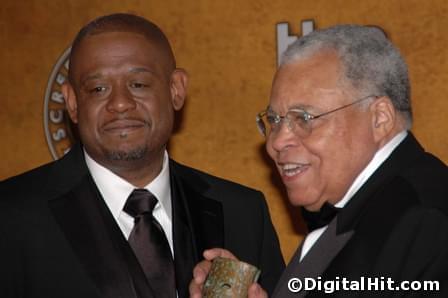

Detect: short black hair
[68, 13, 176, 85]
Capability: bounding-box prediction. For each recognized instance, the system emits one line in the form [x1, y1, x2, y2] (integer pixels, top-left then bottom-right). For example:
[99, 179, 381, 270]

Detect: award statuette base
[202, 257, 261, 298]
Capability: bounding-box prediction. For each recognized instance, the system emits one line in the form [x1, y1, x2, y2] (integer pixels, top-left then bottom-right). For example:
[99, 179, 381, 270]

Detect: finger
[248, 283, 268, 298]
[189, 278, 203, 298]
[189, 260, 212, 298]
[189, 248, 239, 298]
[192, 260, 212, 283]
[203, 248, 238, 261]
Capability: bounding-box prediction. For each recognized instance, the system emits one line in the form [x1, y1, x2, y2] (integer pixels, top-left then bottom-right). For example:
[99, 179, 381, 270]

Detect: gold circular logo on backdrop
[43, 47, 77, 160]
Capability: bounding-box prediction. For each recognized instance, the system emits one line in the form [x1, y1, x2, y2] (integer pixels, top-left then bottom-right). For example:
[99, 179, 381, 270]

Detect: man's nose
[106, 86, 137, 113]
[268, 121, 300, 152]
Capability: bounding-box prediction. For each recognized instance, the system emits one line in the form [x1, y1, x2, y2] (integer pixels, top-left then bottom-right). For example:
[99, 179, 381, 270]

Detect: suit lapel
[48, 148, 225, 298]
[309, 133, 426, 295]
[170, 160, 224, 297]
[271, 239, 305, 298]
[170, 169, 197, 298]
[336, 133, 424, 235]
[48, 174, 156, 298]
[274, 134, 425, 297]
[272, 219, 354, 298]
[47, 145, 154, 298]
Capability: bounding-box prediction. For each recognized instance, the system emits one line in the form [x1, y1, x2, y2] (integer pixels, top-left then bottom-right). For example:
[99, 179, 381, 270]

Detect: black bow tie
[301, 202, 341, 232]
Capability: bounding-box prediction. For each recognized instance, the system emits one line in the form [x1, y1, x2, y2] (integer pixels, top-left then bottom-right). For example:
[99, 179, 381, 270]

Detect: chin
[286, 192, 308, 207]
[105, 145, 148, 161]
[286, 188, 318, 208]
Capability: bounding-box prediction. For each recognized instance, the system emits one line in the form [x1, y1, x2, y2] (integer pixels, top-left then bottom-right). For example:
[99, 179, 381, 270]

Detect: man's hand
[189, 248, 236, 298]
[248, 283, 268, 298]
[189, 248, 268, 298]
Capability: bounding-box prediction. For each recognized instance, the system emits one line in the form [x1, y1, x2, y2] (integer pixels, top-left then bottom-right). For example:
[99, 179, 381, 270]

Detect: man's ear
[370, 96, 396, 143]
[61, 83, 79, 124]
[170, 68, 188, 111]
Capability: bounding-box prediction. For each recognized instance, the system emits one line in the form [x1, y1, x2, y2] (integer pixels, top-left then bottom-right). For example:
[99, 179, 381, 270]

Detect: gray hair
[281, 24, 412, 128]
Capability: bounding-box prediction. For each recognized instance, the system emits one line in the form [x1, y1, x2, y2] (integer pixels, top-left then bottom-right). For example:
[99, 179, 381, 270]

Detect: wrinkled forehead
[269, 52, 353, 113]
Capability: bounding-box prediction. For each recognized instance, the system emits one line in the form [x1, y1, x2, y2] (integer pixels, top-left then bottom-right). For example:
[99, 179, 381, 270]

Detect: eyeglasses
[256, 95, 377, 138]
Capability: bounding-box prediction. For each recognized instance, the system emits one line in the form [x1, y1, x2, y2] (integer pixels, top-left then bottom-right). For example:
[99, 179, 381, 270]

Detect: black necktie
[301, 201, 341, 232]
[124, 189, 176, 298]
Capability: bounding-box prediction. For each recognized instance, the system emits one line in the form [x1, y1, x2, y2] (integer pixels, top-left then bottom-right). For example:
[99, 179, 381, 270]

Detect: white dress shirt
[84, 150, 174, 255]
[299, 131, 408, 261]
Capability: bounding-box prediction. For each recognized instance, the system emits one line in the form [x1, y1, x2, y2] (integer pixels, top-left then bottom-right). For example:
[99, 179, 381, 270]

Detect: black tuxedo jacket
[273, 133, 448, 297]
[0, 144, 285, 298]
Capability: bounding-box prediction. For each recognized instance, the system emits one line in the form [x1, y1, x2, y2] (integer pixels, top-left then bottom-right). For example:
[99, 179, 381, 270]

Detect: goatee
[106, 146, 148, 161]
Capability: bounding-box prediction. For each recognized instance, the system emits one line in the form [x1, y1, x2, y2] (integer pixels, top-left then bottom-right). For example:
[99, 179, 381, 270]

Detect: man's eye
[130, 82, 148, 88]
[89, 86, 106, 93]
[290, 111, 305, 121]
[266, 115, 278, 125]
[289, 110, 309, 124]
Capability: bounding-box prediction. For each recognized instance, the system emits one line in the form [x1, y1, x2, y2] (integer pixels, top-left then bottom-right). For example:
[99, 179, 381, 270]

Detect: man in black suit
[0, 13, 284, 298]
[190, 25, 448, 297]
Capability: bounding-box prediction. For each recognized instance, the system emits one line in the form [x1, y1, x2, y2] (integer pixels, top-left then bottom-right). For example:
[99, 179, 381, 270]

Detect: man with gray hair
[190, 24, 448, 297]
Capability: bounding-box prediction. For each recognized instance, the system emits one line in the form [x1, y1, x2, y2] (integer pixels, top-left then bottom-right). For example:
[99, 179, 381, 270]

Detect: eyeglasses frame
[256, 95, 378, 137]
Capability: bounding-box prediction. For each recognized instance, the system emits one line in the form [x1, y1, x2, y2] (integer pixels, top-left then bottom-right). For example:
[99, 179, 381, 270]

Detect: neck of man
[97, 153, 164, 188]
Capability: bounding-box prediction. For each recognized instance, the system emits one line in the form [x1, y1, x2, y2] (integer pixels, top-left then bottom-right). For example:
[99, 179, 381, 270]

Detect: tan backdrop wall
[1, 0, 447, 262]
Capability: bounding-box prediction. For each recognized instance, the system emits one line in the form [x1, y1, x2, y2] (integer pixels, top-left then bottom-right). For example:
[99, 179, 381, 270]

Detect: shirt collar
[335, 130, 408, 208]
[84, 150, 172, 221]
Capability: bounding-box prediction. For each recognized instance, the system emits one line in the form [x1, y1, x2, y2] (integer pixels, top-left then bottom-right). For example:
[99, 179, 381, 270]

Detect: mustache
[102, 115, 151, 127]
